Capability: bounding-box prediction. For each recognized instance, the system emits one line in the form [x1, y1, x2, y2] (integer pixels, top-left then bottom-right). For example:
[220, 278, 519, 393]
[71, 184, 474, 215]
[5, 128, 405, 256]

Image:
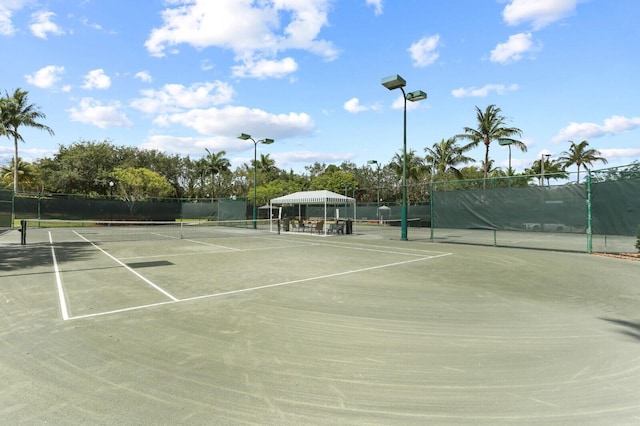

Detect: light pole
[498, 138, 516, 172]
[367, 160, 381, 223]
[541, 153, 550, 187]
[381, 74, 427, 240]
[237, 133, 275, 229]
[109, 180, 114, 198]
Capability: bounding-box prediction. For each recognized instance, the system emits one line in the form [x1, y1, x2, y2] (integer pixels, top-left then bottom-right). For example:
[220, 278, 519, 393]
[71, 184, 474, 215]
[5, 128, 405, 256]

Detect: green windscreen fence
[591, 177, 640, 236]
[13, 194, 247, 222]
[0, 190, 12, 228]
[430, 166, 639, 253]
[433, 185, 586, 233]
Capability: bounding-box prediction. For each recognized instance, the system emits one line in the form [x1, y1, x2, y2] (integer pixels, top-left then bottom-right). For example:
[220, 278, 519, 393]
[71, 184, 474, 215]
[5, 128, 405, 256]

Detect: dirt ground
[595, 252, 640, 262]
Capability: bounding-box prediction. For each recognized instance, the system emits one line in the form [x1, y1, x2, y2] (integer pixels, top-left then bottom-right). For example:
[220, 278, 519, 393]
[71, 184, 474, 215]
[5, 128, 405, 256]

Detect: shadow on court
[601, 317, 640, 341]
[0, 242, 93, 273]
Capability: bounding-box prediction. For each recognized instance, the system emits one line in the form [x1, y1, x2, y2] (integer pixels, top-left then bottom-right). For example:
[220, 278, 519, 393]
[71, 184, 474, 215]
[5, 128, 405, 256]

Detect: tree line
[1, 89, 612, 205]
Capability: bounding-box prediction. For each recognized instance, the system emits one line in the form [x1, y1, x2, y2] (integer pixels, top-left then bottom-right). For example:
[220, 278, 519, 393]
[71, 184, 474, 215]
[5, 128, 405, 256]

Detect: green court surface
[1, 226, 640, 424]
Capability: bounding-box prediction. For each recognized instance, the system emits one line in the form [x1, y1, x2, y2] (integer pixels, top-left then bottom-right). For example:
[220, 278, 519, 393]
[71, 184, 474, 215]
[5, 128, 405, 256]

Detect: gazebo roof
[271, 190, 355, 205]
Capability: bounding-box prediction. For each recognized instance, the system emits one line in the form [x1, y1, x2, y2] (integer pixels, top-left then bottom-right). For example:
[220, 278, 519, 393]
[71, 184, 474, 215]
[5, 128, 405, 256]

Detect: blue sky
[1, 0, 639, 174]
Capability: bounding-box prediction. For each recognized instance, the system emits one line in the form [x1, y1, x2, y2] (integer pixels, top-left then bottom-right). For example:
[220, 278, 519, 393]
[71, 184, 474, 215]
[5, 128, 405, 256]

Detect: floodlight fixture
[381, 74, 407, 91]
[406, 90, 427, 102]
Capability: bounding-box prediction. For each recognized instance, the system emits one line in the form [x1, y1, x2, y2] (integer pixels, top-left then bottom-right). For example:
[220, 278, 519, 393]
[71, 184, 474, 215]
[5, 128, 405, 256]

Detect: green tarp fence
[0, 190, 12, 228]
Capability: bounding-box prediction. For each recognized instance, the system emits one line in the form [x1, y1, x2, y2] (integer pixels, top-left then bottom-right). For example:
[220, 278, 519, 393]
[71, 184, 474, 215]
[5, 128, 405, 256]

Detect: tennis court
[1, 222, 640, 424]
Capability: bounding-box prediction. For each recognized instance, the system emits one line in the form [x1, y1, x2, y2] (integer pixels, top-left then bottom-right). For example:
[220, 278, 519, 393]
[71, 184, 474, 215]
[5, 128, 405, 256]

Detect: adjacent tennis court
[1, 223, 640, 424]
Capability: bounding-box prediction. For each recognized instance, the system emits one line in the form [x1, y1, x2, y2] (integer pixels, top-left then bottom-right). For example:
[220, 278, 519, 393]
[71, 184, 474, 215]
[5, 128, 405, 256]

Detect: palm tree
[390, 149, 425, 182]
[424, 137, 476, 179]
[526, 158, 569, 186]
[557, 140, 608, 183]
[458, 105, 522, 186]
[1, 88, 54, 193]
[0, 157, 39, 191]
[203, 148, 231, 198]
[255, 153, 276, 173]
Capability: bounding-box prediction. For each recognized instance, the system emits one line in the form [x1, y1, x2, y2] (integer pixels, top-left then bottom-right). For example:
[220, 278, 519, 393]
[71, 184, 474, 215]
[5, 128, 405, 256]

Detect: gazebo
[270, 190, 356, 235]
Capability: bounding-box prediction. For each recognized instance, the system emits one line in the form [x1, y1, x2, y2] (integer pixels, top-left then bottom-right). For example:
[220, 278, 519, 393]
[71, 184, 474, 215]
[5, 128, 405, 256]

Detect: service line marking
[73, 231, 179, 302]
[64, 252, 452, 321]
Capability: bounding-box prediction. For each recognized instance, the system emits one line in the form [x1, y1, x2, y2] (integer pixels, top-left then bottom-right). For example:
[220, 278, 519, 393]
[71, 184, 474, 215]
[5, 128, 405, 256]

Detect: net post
[20, 219, 26, 245]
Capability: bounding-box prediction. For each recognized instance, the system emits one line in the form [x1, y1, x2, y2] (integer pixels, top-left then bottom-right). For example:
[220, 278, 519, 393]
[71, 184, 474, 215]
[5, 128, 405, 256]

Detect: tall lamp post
[237, 133, 275, 229]
[367, 160, 381, 222]
[381, 74, 427, 240]
[498, 138, 516, 172]
[541, 153, 551, 187]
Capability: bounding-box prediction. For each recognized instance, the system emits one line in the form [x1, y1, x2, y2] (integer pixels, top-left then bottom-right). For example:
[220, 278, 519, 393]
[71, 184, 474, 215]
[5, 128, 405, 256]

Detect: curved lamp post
[381, 74, 427, 240]
[541, 153, 551, 187]
[367, 160, 381, 221]
[237, 133, 275, 229]
[498, 138, 516, 172]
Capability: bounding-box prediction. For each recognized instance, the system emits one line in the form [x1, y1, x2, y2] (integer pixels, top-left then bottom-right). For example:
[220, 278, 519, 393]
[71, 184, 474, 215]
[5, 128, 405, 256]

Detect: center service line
[73, 231, 179, 302]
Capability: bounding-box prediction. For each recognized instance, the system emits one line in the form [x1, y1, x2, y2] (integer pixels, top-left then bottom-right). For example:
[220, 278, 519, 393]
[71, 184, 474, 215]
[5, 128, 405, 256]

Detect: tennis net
[21, 218, 275, 244]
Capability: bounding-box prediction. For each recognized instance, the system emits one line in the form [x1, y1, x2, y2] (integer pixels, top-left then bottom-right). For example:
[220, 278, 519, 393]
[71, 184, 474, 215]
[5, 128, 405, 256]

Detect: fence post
[586, 170, 592, 254]
[430, 182, 435, 242]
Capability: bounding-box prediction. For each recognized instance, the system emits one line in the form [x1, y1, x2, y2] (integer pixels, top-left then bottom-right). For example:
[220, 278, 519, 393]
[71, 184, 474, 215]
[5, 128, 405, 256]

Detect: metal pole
[586, 170, 592, 254]
[401, 87, 408, 241]
[253, 140, 257, 229]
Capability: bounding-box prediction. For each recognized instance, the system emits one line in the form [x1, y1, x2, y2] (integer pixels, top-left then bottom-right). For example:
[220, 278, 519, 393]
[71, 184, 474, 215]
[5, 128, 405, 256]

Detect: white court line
[120, 241, 318, 261]
[49, 232, 70, 321]
[151, 232, 241, 251]
[65, 252, 452, 321]
[73, 231, 179, 302]
[278, 236, 450, 257]
[181, 252, 453, 303]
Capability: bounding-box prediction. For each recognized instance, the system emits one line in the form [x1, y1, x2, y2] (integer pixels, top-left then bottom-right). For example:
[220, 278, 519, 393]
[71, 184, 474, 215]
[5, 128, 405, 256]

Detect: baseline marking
[73, 231, 179, 302]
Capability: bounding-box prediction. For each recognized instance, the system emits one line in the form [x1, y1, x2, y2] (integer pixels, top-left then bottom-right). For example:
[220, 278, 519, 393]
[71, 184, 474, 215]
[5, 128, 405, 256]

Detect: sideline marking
[73, 231, 179, 302]
[65, 252, 452, 321]
[49, 232, 70, 321]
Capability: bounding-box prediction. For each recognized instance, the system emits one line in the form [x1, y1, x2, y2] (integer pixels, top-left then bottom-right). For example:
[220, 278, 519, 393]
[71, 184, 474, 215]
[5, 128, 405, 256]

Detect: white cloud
[68, 98, 132, 128]
[598, 148, 640, 162]
[154, 105, 314, 139]
[366, 0, 383, 15]
[131, 81, 235, 114]
[552, 115, 640, 143]
[82, 69, 111, 90]
[231, 57, 298, 79]
[24, 65, 65, 88]
[29, 11, 64, 39]
[0, 0, 28, 36]
[503, 0, 579, 30]
[391, 95, 423, 111]
[135, 71, 153, 83]
[408, 35, 440, 67]
[489, 32, 540, 64]
[144, 0, 337, 79]
[344, 97, 369, 113]
[451, 83, 519, 98]
[140, 135, 230, 156]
